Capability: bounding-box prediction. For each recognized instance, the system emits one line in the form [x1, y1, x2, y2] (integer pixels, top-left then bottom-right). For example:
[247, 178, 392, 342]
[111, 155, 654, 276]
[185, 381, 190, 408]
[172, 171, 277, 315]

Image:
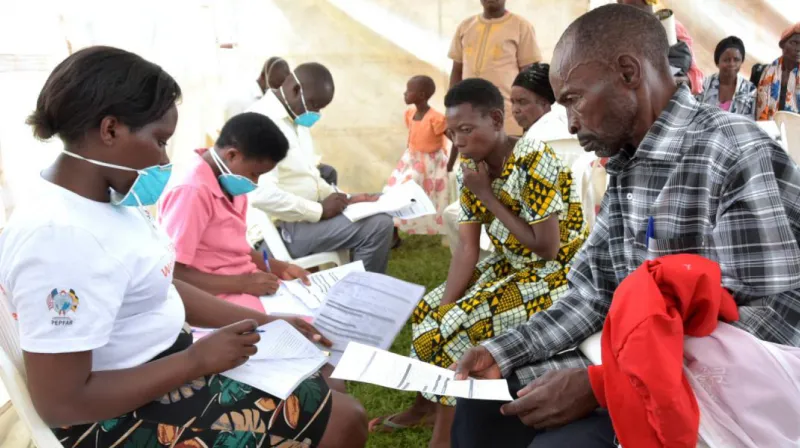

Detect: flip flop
[368, 413, 432, 433]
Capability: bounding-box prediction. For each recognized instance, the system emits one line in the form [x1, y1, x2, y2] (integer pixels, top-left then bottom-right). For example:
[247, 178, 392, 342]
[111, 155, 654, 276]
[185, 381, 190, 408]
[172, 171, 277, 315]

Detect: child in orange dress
[387, 75, 449, 240]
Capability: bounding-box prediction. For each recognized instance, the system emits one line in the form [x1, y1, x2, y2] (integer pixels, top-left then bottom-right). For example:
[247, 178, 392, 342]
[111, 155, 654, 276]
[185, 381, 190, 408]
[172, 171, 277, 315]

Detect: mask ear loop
[209, 148, 234, 176]
[292, 72, 311, 115]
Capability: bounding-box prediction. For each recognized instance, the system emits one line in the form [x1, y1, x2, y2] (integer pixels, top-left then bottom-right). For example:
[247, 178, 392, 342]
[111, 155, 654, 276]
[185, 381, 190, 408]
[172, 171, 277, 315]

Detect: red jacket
[588, 255, 739, 448]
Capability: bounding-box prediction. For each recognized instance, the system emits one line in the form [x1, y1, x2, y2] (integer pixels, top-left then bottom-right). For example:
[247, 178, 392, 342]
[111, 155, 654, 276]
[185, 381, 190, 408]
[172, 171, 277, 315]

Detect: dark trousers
[451, 381, 617, 448]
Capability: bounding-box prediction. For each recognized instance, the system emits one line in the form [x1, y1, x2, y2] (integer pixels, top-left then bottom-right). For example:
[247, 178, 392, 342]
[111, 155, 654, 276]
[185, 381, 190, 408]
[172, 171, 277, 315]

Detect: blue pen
[262, 249, 272, 273]
[645, 216, 655, 259]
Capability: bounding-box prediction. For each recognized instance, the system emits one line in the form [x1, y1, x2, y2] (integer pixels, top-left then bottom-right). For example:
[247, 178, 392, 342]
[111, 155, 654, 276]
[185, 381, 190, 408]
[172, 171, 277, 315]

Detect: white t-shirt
[0, 177, 185, 372]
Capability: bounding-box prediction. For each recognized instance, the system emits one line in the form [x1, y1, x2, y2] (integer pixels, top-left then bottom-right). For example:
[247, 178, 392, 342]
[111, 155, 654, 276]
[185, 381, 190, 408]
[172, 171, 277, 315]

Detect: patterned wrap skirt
[54, 325, 333, 448]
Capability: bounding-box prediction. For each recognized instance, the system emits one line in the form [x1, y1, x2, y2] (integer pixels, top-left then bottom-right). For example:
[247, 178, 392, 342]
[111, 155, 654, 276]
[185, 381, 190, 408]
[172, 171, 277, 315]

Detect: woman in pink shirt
[159, 113, 311, 313]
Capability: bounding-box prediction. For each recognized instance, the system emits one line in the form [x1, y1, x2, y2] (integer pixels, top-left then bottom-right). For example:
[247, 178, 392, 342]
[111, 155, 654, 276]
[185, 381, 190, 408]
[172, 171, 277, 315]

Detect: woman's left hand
[277, 264, 311, 285]
[281, 317, 333, 347]
[463, 162, 493, 200]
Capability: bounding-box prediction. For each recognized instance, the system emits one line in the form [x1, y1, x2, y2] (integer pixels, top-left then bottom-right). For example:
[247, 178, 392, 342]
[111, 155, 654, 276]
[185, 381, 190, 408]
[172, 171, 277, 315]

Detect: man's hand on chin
[500, 367, 599, 429]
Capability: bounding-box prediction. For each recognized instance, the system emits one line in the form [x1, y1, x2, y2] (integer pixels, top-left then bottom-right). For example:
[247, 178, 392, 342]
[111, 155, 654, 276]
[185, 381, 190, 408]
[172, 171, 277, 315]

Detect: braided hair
[512, 63, 556, 105]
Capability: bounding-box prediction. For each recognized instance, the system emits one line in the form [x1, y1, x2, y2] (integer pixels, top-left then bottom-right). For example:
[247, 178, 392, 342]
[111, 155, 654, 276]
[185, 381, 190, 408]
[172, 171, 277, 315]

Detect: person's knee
[319, 392, 368, 448]
[361, 214, 394, 242]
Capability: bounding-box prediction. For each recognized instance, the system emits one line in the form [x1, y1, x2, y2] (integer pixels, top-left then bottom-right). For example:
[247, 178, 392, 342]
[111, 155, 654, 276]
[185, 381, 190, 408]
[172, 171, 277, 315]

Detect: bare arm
[25, 280, 272, 426]
[174, 263, 249, 295]
[24, 314, 259, 427]
[447, 146, 460, 173]
[482, 194, 560, 260]
[24, 348, 197, 427]
[175, 278, 270, 328]
[449, 61, 463, 90]
[440, 223, 482, 305]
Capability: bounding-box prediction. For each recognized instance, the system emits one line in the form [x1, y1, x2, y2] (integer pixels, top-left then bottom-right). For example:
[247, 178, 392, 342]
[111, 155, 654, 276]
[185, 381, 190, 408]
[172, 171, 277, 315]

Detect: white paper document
[343, 181, 436, 222]
[312, 272, 424, 365]
[332, 342, 513, 401]
[222, 320, 327, 399]
[260, 284, 314, 318]
[281, 261, 366, 310]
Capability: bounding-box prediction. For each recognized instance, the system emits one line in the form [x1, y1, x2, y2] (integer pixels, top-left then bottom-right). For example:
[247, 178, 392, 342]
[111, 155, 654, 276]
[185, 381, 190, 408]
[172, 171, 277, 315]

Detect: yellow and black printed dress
[410, 137, 588, 405]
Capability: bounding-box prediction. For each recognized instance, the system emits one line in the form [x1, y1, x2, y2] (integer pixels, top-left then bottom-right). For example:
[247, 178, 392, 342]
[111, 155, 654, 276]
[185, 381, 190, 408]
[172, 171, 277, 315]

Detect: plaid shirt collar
[607, 85, 696, 175]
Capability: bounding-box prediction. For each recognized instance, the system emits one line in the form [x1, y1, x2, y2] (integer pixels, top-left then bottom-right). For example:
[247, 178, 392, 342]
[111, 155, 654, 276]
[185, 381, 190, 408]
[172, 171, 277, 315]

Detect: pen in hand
[262, 249, 272, 273]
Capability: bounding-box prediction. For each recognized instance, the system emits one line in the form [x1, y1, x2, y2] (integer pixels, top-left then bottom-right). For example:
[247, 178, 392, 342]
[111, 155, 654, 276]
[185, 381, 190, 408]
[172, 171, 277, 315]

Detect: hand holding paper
[312, 271, 424, 365]
[282, 261, 366, 310]
[332, 342, 513, 401]
[221, 320, 327, 399]
[343, 181, 436, 222]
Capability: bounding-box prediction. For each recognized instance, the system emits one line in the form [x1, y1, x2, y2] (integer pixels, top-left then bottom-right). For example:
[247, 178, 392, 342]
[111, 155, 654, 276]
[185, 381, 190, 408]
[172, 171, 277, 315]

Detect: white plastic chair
[0, 296, 61, 448]
[571, 152, 610, 231]
[774, 111, 800, 164]
[245, 207, 350, 270]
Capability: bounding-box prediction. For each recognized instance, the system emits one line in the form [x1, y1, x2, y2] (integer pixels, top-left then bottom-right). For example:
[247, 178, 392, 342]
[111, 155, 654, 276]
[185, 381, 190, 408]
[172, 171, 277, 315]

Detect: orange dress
[387, 107, 450, 235]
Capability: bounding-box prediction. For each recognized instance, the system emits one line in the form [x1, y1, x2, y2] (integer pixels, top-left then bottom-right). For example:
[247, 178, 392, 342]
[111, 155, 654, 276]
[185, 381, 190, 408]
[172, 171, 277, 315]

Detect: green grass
[347, 234, 450, 448]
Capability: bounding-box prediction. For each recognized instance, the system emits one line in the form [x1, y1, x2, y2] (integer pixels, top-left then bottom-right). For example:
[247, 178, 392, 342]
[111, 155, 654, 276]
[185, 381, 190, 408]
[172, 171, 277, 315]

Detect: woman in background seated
[756, 22, 800, 120]
[159, 113, 310, 313]
[697, 36, 756, 117]
[511, 63, 568, 139]
[370, 79, 588, 448]
[0, 46, 366, 448]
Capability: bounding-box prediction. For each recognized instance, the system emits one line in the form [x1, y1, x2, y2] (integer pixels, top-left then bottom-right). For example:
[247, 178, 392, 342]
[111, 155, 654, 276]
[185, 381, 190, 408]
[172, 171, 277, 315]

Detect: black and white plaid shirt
[484, 86, 800, 384]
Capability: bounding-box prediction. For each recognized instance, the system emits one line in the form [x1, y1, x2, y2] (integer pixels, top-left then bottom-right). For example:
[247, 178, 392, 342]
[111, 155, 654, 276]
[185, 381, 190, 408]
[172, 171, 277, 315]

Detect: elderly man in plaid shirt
[450, 5, 800, 448]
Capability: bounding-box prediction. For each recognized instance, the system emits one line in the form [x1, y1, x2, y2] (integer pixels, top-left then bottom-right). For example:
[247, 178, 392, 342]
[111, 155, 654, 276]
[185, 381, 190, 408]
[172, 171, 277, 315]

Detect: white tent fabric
[0, 1, 797, 444]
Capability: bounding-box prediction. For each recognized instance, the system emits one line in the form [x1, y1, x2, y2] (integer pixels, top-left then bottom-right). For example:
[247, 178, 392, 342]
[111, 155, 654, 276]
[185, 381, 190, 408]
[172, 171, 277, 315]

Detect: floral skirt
[54, 326, 332, 448]
[386, 148, 450, 235]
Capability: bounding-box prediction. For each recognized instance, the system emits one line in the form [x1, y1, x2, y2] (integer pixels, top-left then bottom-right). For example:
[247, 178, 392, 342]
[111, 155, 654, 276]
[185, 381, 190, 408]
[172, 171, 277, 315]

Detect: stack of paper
[221, 320, 327, 399]
[343, 181, 436, 222]
[281, 261, 365, 310]
[312, 271, 424, 365]
[331, 342, 513, 401]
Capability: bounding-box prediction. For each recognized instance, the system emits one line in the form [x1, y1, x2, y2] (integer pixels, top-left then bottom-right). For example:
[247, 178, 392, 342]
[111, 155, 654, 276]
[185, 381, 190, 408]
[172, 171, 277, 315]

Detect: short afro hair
[555, 4, 670, 75]
[216, 112, 289, 163]
[444, 78, 504, 115]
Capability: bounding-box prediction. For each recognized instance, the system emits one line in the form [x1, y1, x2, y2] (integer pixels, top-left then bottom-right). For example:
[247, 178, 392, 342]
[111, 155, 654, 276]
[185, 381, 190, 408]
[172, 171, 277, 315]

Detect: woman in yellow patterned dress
[369, 78, 588, 447]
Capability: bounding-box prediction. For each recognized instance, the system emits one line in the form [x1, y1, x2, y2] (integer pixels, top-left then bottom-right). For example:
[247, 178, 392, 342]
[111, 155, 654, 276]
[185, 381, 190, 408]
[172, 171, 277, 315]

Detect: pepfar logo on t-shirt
[46, 288, 80, 326]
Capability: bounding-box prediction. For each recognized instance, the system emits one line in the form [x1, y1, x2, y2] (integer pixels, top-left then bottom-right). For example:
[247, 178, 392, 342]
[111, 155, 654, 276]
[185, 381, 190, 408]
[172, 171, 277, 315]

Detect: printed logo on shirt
[46, 288, 79, 326]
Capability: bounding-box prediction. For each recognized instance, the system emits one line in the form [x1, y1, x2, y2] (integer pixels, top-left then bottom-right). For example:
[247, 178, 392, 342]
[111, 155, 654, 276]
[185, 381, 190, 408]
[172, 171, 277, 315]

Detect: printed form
[313, 271, 424, 365]
[343, 181, 436, 222]
[282, 261, 366, 310]
[332, 342, 513, 401]
[222, 320, 327, 399]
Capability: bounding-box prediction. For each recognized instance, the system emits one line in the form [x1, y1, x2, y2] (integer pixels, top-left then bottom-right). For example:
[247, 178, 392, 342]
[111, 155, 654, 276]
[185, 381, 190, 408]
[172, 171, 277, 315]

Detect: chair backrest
[0, 294, 62, 447]
[774, 111, 800, 164]
[0, 293, 22, 375]
[571, 152, 603, 230]
[245, 207, 293, 261]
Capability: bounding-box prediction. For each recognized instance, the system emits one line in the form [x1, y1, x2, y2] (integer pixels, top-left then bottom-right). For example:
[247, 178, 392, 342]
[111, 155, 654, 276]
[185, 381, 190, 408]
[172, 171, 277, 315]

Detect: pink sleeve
[675, 21, 704, 94]
[158, 185, 213, 266]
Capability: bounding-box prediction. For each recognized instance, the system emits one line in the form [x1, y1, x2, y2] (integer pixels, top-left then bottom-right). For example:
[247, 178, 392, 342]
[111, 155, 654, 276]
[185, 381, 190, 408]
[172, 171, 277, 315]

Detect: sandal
[368, 413, 433, 433]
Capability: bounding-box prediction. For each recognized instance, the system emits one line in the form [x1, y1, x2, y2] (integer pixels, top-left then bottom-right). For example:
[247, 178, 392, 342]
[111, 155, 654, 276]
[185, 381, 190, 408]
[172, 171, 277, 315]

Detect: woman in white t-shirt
[0, 46, 366, 448]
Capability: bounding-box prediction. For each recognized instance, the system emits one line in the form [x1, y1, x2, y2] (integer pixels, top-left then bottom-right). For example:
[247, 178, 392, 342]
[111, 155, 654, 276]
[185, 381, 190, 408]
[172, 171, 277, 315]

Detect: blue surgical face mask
[280, 72, 322, 128]
[62, 150, 172, 207]
[209, 148, 258, 196]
